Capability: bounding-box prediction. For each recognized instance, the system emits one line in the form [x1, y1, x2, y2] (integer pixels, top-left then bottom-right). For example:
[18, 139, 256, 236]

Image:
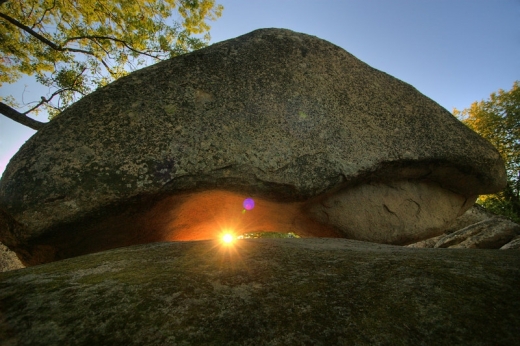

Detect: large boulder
[0, 28, 506, 265]
[0, 239, 519, 345]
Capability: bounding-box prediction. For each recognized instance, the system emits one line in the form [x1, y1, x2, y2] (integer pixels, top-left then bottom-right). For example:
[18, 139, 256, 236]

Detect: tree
[454, 81, 520, 222]
[0, 0, 223, 130]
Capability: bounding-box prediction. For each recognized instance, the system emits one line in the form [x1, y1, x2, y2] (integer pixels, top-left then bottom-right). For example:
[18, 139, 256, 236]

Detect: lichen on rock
[0, 239, 519, 345]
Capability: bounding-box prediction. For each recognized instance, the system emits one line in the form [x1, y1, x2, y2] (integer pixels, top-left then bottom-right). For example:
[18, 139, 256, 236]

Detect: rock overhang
[0, 28, 507, 265]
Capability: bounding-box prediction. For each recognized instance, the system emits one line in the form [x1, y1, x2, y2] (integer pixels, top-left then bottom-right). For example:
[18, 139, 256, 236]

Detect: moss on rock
[1, 239, 519, 345]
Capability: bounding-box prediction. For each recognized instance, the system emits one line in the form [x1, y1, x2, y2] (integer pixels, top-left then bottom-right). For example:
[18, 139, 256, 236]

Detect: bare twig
[31, 0, 56, 30]
[100, 59, 116, 77]
[24, 66, 88, 114]
[24, 89, 64, 115]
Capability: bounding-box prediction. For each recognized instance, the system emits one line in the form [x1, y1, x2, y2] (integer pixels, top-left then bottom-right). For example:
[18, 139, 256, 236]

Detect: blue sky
[1, 0, 519, 177]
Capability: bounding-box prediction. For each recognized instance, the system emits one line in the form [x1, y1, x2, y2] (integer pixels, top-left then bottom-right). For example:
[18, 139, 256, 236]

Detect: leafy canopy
[454, 81, 520, 222]
[0, 0, 223, 124]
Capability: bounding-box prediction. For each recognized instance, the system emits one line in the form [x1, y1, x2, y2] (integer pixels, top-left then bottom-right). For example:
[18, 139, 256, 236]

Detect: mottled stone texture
[308, 180, 474, 244]
[406, 205, 520, 249]
[0, 242, 24, 272]
[443, 204, 496, 234]
[434, 218, 520, 249]
[501, 236, 520, 249]
[0, 239, 519, 345]
[0, 28, 506, 265]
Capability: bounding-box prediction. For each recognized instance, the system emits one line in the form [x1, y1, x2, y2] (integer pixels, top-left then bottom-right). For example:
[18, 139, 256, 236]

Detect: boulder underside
[7, 179, 473, 266]
[309, 180, 475, 244]
[0, 239, 519, 345]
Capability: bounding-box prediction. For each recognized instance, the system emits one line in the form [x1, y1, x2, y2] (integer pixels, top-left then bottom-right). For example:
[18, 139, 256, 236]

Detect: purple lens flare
[243, 198, 255, 210]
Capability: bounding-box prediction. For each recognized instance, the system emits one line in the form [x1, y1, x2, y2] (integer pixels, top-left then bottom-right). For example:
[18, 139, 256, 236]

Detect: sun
[222, 233, 235, 244]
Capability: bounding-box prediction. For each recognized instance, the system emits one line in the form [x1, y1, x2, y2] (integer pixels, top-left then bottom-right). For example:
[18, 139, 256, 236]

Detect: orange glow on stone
[140, 190, 342, 241]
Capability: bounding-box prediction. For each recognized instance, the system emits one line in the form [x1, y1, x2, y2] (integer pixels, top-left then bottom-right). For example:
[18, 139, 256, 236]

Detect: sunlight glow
[222, 233, 235, 244]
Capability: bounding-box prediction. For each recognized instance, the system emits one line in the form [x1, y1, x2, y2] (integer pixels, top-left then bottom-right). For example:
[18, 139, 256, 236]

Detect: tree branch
[0, 11, 96, 56]
[100, 59, 116, 77]
[0, 102, 45, 130]
[24, 90, 65, 115]
[65, 35, 162, 59]
[23, 67, 88, 114]
[31, 0, 56, 30]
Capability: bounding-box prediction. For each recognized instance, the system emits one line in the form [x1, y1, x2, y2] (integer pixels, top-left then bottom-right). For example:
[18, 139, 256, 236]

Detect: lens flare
[243, 198, 255, 211]
[222, 233, 234, 244]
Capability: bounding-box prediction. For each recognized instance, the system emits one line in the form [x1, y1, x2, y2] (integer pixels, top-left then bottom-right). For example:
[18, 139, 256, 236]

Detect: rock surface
[0, 28, 506, 265]
[406, 205, 500, 248]
[403, 234, 444, 248]
[308, 180, 473, 244]
[434, 218, 520, 249]
[0, 241, 24, 272]
[0, 239, 519, 345]
[501, 236, 520, 249]
[442, 204, 496, 234]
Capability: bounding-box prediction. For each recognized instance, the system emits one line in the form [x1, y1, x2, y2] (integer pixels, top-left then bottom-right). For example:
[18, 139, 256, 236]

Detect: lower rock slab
[0, 239, 519, 345]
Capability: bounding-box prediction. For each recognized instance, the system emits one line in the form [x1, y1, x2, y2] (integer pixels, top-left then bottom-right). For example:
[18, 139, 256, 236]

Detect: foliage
[454, 81, 520, 222]
[238, 232, 301, 239]
[0, 0, 223, 124]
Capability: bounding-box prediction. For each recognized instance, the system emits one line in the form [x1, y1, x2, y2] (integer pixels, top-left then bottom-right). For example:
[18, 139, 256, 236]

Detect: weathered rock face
[407, 208, 520, 250]
[442, 204, 496, 234]
[0, 239, 519, 345]
[0, 28, 506, 265]
[434, 218, 520, 249]
[308, 180, 473, 244]
[0, 242, 24, 272]
[406, 204, 502, 248]
[501, 236, 520, 249]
